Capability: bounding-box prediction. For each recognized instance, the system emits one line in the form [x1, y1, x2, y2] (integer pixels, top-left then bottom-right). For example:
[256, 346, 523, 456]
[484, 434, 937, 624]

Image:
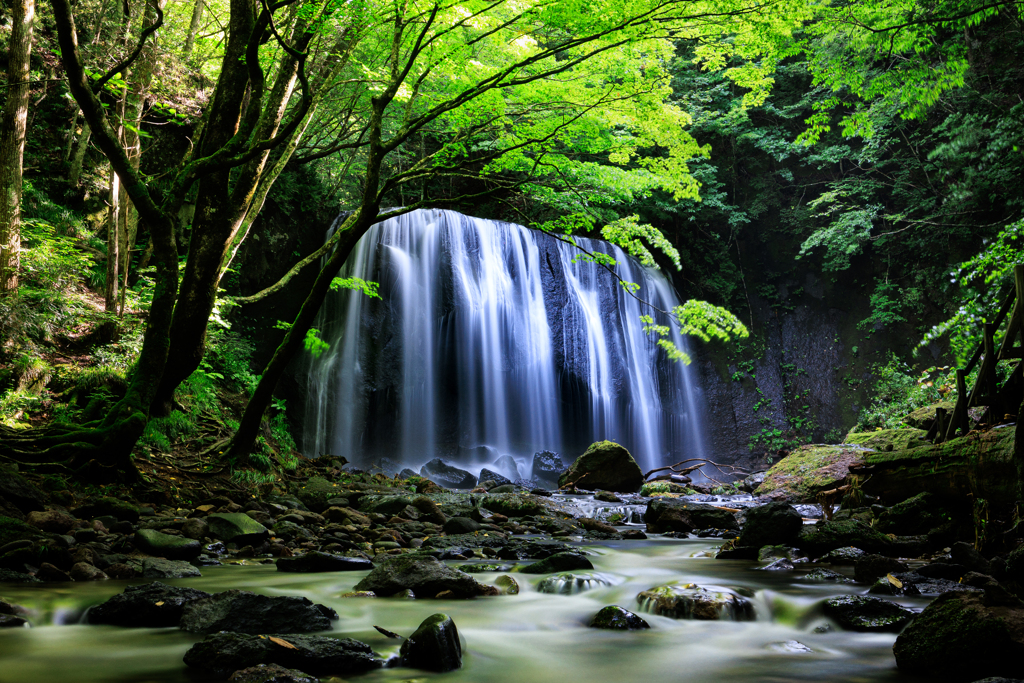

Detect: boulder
[26, 510, 76, 534]
[801, 568, 853, 583]
[324, 507, 371, 526]
[88, 582, 212, 627]
[411, 497, 446, 525]
[134, 529, 202, 560]
[894, 590, 1024, 680]
[869, 571, 979, 596]
[754, 445, 868, 502]
[183, 632, 383, 678]
[519, 552, 594, 574]
[277, 552, 373, 573]
[495, 575, 519, 595]
[207, 513, 270, 545]
[589, 605, 650, 630]
[737, 502, 803, 548]
[69, 562, 107, 581]
[227, 663, 319, 683]
[352, 555, 493, 598]
[557, 441, 643, 492]
[0, 515, 42, 547]
[853, 554, 910, 583]
[0, 472, 47, 513]
[844, 429, 929, 452]
[874, 492, 949, 535]
[142, 557, 202, 579]
[795, 520, 892, 555]
[478, 469, 512, 488]
[72, 497, 140, 523]
[822, 595, 914, 631]
[819, 546, 867, 565]
[399, 613, 462, 673]
[532, 451, 564, 486]
[180, 590, 337, 634]
[182, 518, 210, 540]
[637, 584, 755, 621]
[537, 573, 611, 594]
[0, 614, 28, 627]
[443, 517, 482, 534]
[903, 401, 957, 430]
[420, 459, 477, 489]
[645, 500, 738, 534]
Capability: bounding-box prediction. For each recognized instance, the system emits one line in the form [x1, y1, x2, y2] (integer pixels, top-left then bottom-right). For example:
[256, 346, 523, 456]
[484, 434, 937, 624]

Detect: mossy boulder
[844, 428, 928, 452]
[637, 583, 755, 621]
[893, 590, 1024, 680]
[478, 492, 546, 518]
[589, 605, 650, 630]
[557, 441, 643, 492]
[860, 426, 1017, 507]
[645, 499, 738, 534]
[737, 502, 803, 548]
[0, 516, 42, 547]
[823, 595, 914, 632]
[352, 555, 493, 598]
[754, 445, 866, 502]
[72, 497, 140, 523]
[133, 529, 202, 560]
[296, 477, 344, 512]
[903, 401, 957, 430]
[874, 492, 954, 535]
[795, 519, 893, 555]
[640, 481, 692, 496]
[183, 632, 383, 678]
[207, 513, 270, 545]
[519, 552, 594, 574]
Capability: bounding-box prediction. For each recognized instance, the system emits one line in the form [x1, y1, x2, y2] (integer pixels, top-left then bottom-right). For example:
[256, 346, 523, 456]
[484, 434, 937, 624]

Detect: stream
[0, 527, 923, 683]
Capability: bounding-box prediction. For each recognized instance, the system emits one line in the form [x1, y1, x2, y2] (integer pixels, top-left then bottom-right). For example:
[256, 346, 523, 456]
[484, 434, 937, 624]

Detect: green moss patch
[754, 445, 867, 502]
[845, 429, 928, 452]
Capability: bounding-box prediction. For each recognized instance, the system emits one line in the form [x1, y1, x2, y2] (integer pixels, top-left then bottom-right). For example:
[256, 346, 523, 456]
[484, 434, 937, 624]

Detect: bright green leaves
[640, 301, 749, 365]
[330, 276, 380, 298]
[600, 215, 681, 270]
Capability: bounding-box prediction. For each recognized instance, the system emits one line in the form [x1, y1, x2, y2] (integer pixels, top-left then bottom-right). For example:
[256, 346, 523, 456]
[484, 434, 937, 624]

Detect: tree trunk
[69, 121, 91, 187]
[183, 0, 203, 61]
[0, 0, 35, 295]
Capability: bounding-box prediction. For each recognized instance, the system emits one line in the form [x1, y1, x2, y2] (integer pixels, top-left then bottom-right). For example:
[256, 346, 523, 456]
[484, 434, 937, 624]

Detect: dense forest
[2, 1, 1024, 681]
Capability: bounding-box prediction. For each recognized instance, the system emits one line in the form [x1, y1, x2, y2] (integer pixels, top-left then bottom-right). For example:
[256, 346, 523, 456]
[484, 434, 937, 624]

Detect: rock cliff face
[688, 264, 951, 472]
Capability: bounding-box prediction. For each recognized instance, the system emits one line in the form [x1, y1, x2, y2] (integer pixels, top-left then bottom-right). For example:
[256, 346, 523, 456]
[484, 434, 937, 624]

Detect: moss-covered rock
[558, 441, 643, 492]
[478, 493, 545, 518]
[823, 595, 914, 631]
[589, 605, 650, 630]
[903, 401, 957, 430]
[860, 426, 1017, 507]
[754, 445, 867, 502]
[893, 590, 1024, 680]
[844, 429, 928, 452]
[400, 613, 462, 673]
[796, 519, 893, 555]
[352, 555, 492, 598]
[645, 499, 738, 534]
[296, 477, 344, 512]
[636, 583, 755, 621]
[72, 496, 140, 523]
[0, 515, 42, 547]
[640, 481, 692, 496]
[874, 492, 952, 535]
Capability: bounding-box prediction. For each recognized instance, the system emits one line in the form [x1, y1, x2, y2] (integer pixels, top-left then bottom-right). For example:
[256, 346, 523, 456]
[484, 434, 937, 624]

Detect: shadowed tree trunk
[0, 0, 35, 294]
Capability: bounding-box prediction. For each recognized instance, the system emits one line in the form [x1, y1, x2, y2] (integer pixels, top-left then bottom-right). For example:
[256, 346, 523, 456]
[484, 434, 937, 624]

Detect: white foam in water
[303, 209, 707, 473]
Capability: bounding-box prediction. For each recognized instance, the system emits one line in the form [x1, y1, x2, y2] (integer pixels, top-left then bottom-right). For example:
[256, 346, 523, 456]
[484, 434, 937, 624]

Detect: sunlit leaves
[330, 276, 380, 298]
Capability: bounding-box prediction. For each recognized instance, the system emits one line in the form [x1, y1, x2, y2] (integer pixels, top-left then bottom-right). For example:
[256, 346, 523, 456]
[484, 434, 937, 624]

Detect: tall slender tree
[0, 0, 36, 294]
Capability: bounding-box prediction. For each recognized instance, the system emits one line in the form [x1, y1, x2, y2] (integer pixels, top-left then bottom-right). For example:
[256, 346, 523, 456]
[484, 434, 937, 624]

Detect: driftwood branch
[643, 458, 751, 482]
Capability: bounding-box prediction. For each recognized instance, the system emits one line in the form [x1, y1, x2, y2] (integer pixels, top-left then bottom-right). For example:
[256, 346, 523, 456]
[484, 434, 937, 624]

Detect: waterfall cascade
[302, 209, 707, 477]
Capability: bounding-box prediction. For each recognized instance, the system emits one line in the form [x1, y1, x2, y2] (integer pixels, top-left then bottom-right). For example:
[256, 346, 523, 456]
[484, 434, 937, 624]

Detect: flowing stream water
[0, 527, 919, 683]
[302, 209, 708, 476]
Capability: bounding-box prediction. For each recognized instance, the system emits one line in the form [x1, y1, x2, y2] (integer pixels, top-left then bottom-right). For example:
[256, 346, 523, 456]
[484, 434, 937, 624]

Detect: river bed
[0, 535, 923, 683]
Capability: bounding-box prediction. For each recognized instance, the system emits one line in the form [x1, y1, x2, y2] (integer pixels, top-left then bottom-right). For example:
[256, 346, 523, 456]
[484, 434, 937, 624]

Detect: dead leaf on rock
[269, 637, 298, 650]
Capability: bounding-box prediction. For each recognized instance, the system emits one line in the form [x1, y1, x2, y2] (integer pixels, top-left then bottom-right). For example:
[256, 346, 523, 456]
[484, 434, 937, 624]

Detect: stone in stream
[894, 590, 1024, 680]
[645, 499, 739, 534]
[227, 663, 319, 683]
[352, 555, 496, 598]
[141, 557, 202, 579]
[589, 605, 650, 630]
[442, 517, 482, 534]
[537, 573, 612, 595]
[796, 520, 892, 555]
[88, 582, 212, 627]
[133, 528, 203, 560]
[180, 590, 338, 634]
[0, 614, 28, 627]
[822, 595, 914, 632]
[495, 575, 519, 595]
[420, 458, 477, 489]
[819, 546, 866, 565]
[637, 584, 755, 621]
[868, 571, 979, 597]
[207, 513, 270, 545]
[400, 613, 463, 672]
[532, 450, 565, 487]
[479, 469, 512, 488]
[853, 554, 910, 583]
[737, 502, 803, 548]
[519, 552, 594, 574]
[800, 568, 853, 583]
[26, 510, 77, 534]
[276, 552, 373, 573]
[558, 441, 643, 492]
[183, 632, 384, 678]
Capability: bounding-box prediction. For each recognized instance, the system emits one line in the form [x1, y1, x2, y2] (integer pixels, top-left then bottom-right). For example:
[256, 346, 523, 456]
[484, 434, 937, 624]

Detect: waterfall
[302, 209, 707, 475]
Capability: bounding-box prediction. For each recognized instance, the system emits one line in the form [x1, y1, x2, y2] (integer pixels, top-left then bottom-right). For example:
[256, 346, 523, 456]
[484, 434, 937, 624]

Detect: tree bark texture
[0, 0, 36, 294]
[183, 0, 203, 60]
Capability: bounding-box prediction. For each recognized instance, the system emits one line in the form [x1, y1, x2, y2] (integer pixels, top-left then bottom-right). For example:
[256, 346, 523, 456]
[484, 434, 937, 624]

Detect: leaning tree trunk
[151, 10, 316, 416]
[183, 0, 203, 61]
[0, 0, 35, 295]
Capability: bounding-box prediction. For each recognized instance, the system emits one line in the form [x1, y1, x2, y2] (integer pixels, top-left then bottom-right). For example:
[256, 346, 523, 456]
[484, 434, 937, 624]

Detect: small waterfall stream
[303, 209, 707, 474]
